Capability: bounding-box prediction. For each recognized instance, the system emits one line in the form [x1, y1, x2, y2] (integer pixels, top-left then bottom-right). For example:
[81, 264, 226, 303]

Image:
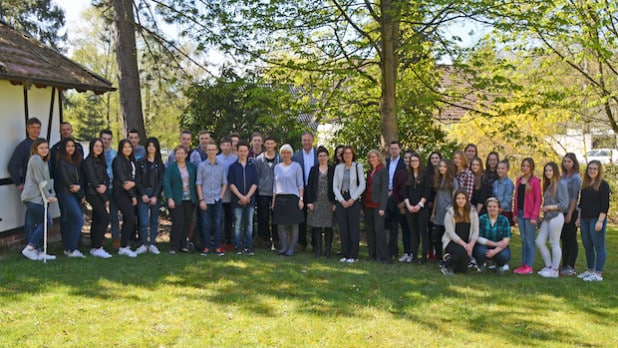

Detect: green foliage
[181, 68, 309, 148]
[0, 0, 66, 50]
[64, 92, 108, 141]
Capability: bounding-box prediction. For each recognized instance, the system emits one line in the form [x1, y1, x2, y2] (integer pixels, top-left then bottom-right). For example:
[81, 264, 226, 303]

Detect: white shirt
[302, 148, 314, 185]
[388, 156, 399, 191]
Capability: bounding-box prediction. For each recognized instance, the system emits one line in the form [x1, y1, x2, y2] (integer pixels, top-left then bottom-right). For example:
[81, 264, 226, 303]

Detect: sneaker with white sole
[339, 257, 348, 262]
[148, 245, 160, 255]
[540, 268, 559, 278]
[537, 266, 552, 275]
[68, 250, 86, 258]
[22, 246, 39, 260]
[346, 258, 358, 263]
[398, 253, 410, 262]
[118, 247, 137, 258]
[441, 266, 454, 275]
[37, 251, 56, 261]
[134, 245, 148, 255]
[583, 273, 603, 282]
[90, 247, 112, 259]
[577, 270, 594, 279]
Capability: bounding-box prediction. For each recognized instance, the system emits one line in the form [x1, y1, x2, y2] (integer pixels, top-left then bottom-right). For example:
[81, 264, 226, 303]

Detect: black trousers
[87, 194, 110, 249]
[298, 189, 309, 248]
[561, 211, 579, 268]
[336, 200, 361, 259]
[113, 189, 135, 248]
[385, 198, 401, 257]
[432, 224, 445, 260]
[406, 208, 429, 260]
[170, 201, 195, 252]
[364, 206, 389, 262]
[445, 241, 470, 273]
[257, 194, 277, 244]
[222, 202, 233, 244]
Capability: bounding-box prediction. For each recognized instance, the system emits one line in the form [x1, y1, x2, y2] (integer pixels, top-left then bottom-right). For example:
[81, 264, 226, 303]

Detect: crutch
[38, 181, 49, 263]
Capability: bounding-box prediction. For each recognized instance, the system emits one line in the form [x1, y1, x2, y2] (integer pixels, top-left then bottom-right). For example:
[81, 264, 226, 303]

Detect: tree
[0, 0, 66, 50]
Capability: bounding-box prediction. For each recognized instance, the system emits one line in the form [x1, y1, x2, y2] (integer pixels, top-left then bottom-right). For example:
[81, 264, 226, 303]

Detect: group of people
[8, 119, 610, 282]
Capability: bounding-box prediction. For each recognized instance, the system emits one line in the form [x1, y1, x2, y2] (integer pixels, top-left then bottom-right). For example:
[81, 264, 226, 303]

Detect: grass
[0, 228, 617, 347]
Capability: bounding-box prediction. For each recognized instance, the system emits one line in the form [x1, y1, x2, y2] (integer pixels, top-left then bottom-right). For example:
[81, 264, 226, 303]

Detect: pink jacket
[512, 175, 542, 221]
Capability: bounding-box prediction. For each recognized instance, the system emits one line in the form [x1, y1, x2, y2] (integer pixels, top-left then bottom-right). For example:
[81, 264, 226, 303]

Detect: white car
[585, 148, 618, 164]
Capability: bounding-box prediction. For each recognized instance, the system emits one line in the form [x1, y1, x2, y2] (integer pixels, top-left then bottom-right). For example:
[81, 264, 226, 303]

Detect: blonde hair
[367, 149, 384, 167]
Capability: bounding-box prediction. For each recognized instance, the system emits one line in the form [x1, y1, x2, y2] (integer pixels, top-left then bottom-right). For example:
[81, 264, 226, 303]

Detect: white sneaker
[134, 245, 148, 255]
[583, 273, 603, 282]
[118, 247, 137, 258]
[577, 270, 594, 279]
[37, 251, 57, 261]
[398, 253, 410, 262]
[339, 257, 348, 262]
[90, 247, 112, 259]
[537, 266, 552, 275]
[68, 250, 86, 258]
[501, 264, 509, 271]
[346, 258, 358, 263]
[148, 245, 160, 255]
[22, 246, 39, 260]
[540, 269, 559, 278]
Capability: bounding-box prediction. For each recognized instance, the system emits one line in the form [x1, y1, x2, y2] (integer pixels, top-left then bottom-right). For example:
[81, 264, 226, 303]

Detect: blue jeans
[23, 208, 33, 244]
[200, 200, 223, 250]
[517, 211, 536, 267]
[57, 191, 84, 252]
[23, 201, 51, 249]
[580, 218, 606, 273]
[106, 189, 120, 240]
[137, 188, 159, 246]
[473, 244, 511, 267]
[233, 206, 254, 249]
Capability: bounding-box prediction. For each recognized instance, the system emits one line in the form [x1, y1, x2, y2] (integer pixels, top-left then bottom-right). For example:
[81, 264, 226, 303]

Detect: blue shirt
[196, 160, 227, 203]
[104, 148, 117, 185]
[493, 176, 514, 212]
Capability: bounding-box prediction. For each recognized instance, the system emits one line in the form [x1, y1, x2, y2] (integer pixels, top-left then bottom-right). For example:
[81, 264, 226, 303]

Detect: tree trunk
[380, 0, 400, 151]
[113, 0, 146, 142]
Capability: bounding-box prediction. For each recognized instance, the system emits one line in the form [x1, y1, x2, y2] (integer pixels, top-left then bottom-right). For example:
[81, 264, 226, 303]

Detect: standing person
[454, 150, 474, 199]
[425, 151, 442, 261]
[393, 150, 412, 262]
[196, 142, 227, 256]
[307, 146, 336, 258]
[163, 145, 197, 254]
[385, 141, 406, 259]
[8, 117, 43, 243]
[363, 149, 388, 262]
[255, 136, 280, 249]
[127, 129, 145, 160]
[512, 157, 542, 275]
[333, 145, 345, 165]
[485, 151, 500, 186]
[493, 160, 514, 222]
[82, 138, 112, 258]
[50, 122, 84, 179]
[333, 146, 365, 263]
[229, 132, 240, 156]
[559, 153, 581, 276]
[20, 139, 57, 261]
[402, 153, 431, 264]
[470, 157, 492, 216]
[248, 131, 264, 162]
[464, 143, 478, 166]
[431, 159, 458, 262]
[474, 197, 511, 275]
[189, 130, 211, 166]
[135, 137, 165, 255]
[167, 130, 193, 166]
[228, 142, 259, 254]
[292, 132, 318, 251]
[272, 144, 305, 256]
[55, 138, 86, 258]
[112, 139, 139, 258]
[576, 161, 610, 282]
[536, 162, 569, 278]
[216, 137, 238, 250]
[441, 189, 479, 275]
[100, 129, 120, 249]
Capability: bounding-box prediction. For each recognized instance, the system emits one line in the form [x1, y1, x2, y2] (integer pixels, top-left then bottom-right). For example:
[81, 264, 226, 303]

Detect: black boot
[313, 228, 322, 258]
[324, 228, 332, 258]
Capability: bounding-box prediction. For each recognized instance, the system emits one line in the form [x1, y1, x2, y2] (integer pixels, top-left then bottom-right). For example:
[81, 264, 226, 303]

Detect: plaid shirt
[478, 214, 511, 242]
[456, 168, 475, 199]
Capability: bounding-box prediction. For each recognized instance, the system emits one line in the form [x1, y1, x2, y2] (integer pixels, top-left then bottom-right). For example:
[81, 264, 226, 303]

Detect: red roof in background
[435, 65, 478, 122]
[0, 21, 115, 94]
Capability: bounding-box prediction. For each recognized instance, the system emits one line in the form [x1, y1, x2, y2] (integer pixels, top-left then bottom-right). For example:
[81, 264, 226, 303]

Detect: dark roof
[0, 21, 115, 94]
[435, 65, 476, 122]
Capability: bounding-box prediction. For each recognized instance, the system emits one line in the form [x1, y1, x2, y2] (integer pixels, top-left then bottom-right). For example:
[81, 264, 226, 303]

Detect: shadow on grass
[0, 231, 616, 346]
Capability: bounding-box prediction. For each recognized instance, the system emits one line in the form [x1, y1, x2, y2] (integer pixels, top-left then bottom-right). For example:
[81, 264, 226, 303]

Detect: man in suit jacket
[385, 140, 407, 259]
[292, 132, 318, 250]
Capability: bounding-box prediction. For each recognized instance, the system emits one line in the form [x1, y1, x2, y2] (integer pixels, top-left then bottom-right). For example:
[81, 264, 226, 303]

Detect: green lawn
[1, 228, 616, 347]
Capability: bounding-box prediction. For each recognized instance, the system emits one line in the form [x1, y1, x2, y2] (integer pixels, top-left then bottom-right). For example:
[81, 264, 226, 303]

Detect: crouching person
[474, 197, 511, 275]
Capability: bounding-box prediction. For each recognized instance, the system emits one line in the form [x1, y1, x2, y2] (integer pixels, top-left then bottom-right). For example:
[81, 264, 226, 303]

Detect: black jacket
[306, 164, 335, 204]
[112, 156, 137, 198]
[82, 155, 110, 200]
[136, 158, 165, 198]
[56, 158, 84, 198]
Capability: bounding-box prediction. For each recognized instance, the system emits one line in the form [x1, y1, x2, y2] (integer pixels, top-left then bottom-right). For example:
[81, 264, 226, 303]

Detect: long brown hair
[434, 159, 455, 191]
[561, 152, 580, 178]
[30, 138, 50, 162]
[58, 138, 82, 166]
[542, 162, 560, 198]
[470, 157, 484, 190]
[406, 152, 424, 186]
[582, 160, 603, 191]
[520, 157, 535, 192]
[454, 150, 468, 171]
[453, 189, 471, 223]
